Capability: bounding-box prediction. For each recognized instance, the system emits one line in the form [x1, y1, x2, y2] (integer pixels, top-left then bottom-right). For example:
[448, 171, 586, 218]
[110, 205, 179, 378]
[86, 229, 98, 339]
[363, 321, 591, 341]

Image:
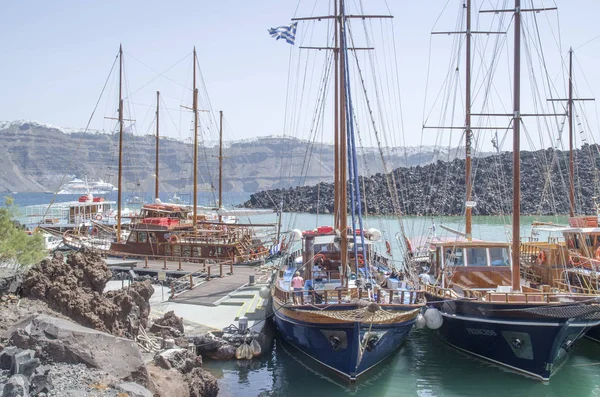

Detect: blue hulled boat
[270, 0, 424, 381]
[273, 230, 422, 381]
[410, 0, 600, 382]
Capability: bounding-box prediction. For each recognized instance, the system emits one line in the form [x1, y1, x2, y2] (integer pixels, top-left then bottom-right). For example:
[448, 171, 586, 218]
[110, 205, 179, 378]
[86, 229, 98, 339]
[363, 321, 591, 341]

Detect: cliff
[0, 120, 491, 193]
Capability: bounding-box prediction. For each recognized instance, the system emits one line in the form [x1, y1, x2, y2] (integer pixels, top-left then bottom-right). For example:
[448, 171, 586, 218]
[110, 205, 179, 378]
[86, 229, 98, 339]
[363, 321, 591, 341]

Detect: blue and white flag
[268, 21, 298, 45]
[269, 242, 281, 256]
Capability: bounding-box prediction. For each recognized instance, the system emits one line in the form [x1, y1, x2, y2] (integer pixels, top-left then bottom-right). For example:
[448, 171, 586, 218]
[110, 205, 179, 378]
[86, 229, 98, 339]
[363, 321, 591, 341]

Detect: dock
[113, 257, 275, 337]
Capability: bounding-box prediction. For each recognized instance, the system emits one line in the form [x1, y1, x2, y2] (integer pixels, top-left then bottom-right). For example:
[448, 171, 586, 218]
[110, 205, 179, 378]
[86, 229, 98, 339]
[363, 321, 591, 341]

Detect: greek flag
[268, 22, 298, 45]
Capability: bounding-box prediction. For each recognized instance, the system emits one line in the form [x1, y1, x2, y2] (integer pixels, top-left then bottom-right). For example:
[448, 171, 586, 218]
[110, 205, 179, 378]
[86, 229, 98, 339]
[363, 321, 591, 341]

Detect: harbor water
[7, 193, 600, 396]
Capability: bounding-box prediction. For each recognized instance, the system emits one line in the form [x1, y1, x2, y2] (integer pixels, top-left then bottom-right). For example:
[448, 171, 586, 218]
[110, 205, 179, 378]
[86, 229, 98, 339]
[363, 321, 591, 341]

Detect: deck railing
[425, 283, 598, 304]
[274, 282, 424, 306]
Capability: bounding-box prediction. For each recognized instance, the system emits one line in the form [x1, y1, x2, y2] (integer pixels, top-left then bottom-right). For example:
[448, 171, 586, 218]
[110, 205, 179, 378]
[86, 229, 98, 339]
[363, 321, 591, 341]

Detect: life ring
[169, 234, 179, 244]
[536, 251, 546, 265]
[95, 214, 103, 221]
[569, 255, 581, 266]
[91, 227, 99, 236]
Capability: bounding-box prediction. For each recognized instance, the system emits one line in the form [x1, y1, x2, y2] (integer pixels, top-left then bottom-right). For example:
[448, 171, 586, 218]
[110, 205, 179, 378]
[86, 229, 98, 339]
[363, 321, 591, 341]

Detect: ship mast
[218, 110, 223, 222]
[117, 44, 124, 242]
[510, 0, 522, 291]
[338, 0, 348, 284]
[193, 47, 199, 224]
[155, 90, 160, 201]
[465, 0, 473, 241]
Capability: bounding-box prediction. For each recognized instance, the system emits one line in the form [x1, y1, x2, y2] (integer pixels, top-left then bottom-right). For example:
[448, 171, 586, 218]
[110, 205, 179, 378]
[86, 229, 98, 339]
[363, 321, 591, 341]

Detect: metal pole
[339, 0, 348, 286]
[218, 110, 223, 222]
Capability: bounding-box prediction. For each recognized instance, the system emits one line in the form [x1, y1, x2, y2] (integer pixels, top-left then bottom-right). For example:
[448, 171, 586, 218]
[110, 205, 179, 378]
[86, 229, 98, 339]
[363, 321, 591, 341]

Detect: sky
[1, 0, 600, 150]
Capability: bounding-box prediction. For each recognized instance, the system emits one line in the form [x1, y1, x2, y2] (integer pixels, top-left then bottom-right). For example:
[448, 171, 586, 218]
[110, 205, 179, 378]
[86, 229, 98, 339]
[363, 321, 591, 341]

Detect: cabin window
[489, 247, 510, 266]
[139, 232, 148, 243]
[466, 248, 488, 266]
[445, 248, 465, 267]
[128, 232, 138, 243]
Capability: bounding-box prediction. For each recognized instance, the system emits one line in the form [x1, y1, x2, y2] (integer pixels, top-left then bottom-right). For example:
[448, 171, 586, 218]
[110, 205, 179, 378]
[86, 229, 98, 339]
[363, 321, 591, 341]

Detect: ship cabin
[426, 241, 513, 292]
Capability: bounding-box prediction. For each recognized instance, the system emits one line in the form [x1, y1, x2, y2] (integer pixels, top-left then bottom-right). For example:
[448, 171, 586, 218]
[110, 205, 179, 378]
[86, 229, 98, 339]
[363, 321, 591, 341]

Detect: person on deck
[291, 272, 304, 304]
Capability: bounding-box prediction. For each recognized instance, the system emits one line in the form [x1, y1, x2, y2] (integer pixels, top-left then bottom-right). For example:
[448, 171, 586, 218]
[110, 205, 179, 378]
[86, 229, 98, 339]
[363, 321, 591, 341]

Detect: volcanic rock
[6, 315, 151, 387]
[149, 310, 184, 338]
[22, 250, 153, 337]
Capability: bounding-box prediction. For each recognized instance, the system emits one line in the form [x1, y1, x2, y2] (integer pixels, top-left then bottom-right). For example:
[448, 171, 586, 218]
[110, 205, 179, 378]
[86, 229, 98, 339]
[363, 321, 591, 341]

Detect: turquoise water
[206, 331, 600, 397]
[11, 193, 598, 396]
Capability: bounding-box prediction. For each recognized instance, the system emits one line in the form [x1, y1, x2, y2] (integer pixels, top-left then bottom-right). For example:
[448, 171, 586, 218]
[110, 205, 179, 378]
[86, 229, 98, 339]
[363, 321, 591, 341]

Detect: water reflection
[205, 329, 600, 397]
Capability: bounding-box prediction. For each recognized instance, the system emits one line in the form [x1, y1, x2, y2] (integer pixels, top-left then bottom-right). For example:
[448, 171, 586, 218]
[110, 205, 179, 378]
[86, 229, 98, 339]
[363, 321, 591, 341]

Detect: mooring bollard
[144, 257, 149, 269]
[249, 275, 255, 286]
[178, 259, 182, 271]
[207, 266, 211, 281]
[170, 282, 175, 299]
[230, 262, 233, 274]
[163, 257, 168, 270]
[189, 274, 194, 289]
[219, 263, 223, 278]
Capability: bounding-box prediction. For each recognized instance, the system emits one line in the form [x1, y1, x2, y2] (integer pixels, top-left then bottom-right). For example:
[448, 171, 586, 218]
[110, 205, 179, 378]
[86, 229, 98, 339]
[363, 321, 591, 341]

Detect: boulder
[209, 345, 235, 360]
[6, 315, 150, 388]
[0, 346, 19, 370]
[185, 367, 219, 397]
[150, 311, 184, 338]
[147, 364, 190, 397]
[0, 269, 23, 296]
[2, 374, 29, 397]
[29, 367, 53, 394]
[116, 382, 153, 397]
[11, 350, 36, 376]
[154, 348, 202, 374]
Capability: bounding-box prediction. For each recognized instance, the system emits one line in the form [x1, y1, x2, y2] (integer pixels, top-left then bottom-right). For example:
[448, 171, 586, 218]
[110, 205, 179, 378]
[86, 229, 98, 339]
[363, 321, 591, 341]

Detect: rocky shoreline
[243, 146, 600, 216]
[0, 249, 272, 397]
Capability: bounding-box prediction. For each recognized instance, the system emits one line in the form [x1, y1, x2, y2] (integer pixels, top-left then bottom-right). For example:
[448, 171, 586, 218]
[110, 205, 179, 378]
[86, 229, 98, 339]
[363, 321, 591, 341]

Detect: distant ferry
[56, 177, 117, 195]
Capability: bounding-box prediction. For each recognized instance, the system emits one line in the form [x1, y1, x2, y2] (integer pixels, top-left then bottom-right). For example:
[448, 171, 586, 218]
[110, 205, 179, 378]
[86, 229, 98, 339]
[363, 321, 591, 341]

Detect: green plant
[0, 197, 46, 266]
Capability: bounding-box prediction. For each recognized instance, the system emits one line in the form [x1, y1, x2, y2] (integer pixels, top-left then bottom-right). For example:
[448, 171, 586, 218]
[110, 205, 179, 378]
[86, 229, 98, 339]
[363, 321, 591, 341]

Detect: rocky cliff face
[244, 146, 600, 216]
[0, 120, 492, 193]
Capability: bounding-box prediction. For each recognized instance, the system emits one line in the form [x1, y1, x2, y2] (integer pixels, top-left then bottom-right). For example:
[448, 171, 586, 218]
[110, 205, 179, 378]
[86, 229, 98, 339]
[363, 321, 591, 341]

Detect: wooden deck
[169, 265, 257, 306]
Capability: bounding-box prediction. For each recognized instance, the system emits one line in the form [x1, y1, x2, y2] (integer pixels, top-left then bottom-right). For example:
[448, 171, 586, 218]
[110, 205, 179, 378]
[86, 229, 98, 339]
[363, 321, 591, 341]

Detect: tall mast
[218, 110, 223, 221]
[465, 0, 473, 241]
[155, 90, 160, 200]
[339, 0, 348, 283]
[568, 48, 575, 217]
[193, 47, 199, 224]
[333, 0, 340, 228]
[511, 0, 521, 291]
[117, 44, 124, 242]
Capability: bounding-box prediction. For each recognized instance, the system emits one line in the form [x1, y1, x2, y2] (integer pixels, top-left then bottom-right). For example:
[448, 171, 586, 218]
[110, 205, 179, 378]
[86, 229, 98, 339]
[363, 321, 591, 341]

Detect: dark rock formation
[244, 146, 600, 216]
[22, 249, 153, 337]
[0, 269, 24, 296]
[150, 311, 185, 338]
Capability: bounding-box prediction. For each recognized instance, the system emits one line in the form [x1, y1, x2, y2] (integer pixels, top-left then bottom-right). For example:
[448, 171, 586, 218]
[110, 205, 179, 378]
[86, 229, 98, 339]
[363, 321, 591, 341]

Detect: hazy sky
[1, 1, 600, 149]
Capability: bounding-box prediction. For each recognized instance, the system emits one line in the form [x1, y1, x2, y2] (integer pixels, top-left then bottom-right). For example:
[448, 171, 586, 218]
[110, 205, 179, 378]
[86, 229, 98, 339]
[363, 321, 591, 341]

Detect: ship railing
[425, 282, 599, 303]
[274, 283, 425, 306]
